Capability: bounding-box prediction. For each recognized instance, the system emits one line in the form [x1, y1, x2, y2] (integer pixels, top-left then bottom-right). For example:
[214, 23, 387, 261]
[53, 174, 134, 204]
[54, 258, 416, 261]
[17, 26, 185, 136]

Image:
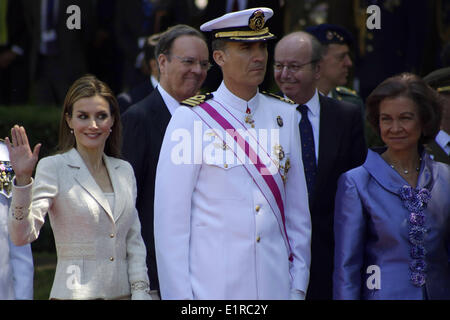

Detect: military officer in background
[306, 24, 363, 111]
[154, 8, 311, 300]
[423, 67, 450, 164]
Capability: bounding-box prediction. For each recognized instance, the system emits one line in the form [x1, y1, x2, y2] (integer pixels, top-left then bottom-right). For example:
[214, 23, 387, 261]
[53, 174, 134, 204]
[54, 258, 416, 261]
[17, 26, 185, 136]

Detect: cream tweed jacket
[8, 148, 149, 299]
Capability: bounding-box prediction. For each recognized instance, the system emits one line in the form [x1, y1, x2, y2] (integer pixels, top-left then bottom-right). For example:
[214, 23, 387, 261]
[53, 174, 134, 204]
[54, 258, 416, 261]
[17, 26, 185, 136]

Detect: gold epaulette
[180, 93, 213, 107]
[261, 91, 295, 104]
[437, 86, 450, 93]
[335, 86, 358, 97]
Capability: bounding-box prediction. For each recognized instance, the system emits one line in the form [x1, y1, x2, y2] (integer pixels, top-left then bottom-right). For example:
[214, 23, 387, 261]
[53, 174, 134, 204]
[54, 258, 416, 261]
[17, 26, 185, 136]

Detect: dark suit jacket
[425, 140, 450, 165]
[306, 94, 367, 300]
[118, 79, 155, 114]
[121, 88, 171, 291]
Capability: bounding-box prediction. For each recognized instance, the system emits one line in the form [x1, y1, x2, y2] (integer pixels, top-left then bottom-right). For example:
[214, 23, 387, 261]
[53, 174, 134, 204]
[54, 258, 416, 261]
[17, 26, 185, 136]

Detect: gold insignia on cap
[326, 31, 333, 40]
[248, 10, 265, 31]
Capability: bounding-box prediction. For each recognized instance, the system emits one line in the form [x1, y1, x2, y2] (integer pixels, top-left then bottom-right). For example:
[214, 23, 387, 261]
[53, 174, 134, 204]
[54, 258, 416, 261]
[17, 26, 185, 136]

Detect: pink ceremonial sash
[191, 100, 293, 260]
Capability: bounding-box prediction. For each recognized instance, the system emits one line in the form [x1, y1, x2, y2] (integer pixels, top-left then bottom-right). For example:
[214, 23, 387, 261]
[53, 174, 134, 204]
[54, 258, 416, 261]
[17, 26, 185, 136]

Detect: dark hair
[155, 24, 206, 61]
[366, 73, 442, 145]
[58, 74, 122, 157]
[211, 38, 227, 52]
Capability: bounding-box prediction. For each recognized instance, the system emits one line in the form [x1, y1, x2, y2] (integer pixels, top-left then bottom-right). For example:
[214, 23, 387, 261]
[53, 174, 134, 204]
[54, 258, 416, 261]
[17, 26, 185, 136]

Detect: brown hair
[57, 74, 122, 157]
[366, 73, 442, 145]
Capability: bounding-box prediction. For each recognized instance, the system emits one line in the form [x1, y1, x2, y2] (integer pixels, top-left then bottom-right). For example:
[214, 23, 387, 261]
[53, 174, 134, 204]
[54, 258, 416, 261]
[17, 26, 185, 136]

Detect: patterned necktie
[297, 104, 317, 197]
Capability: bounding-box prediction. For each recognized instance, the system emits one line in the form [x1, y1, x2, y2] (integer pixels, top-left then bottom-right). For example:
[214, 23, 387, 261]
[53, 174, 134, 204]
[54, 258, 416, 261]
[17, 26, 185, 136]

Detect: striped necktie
[297, 104, 317, 197]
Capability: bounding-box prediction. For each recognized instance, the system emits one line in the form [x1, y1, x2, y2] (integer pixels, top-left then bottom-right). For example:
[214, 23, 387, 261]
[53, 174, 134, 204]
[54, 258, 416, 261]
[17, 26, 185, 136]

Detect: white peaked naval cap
[200, 7, 276, 42]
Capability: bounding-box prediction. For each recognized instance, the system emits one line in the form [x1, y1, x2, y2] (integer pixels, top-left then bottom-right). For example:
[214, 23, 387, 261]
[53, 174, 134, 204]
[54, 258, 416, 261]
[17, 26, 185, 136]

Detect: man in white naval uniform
[154, 8, 311, 300]
[0, 140, 34, 299]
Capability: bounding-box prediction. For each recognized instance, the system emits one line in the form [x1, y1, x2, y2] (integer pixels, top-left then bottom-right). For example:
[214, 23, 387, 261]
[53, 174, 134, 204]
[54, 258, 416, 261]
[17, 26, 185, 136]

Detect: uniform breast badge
[273, 145, 290, 184]
[245, 107, 255, 128]
[276, 116, 283, 127]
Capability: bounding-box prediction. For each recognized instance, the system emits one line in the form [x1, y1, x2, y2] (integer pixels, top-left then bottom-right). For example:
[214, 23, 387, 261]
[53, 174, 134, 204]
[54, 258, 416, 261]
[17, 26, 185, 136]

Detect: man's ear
[213, 50, 225, 67]
[157, 53, 167, 74]
[314, 62, 321, 80]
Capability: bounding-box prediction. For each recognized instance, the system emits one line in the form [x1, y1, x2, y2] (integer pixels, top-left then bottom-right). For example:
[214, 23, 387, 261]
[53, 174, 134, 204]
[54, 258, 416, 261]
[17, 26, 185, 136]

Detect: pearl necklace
[388, 157, 422, 175]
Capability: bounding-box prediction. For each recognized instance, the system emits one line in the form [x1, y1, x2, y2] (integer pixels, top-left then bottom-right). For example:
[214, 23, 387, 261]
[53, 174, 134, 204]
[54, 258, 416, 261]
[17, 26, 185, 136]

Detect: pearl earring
[70, 129, 73, 134]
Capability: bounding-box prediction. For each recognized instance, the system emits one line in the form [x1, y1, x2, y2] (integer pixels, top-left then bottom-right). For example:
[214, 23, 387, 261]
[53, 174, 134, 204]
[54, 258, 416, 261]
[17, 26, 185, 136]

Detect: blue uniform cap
[305, 23, 353, 46]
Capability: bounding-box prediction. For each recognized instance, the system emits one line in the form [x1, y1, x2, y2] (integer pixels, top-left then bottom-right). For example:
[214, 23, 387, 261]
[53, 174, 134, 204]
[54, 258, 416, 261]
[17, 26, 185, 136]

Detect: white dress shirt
[156, 84, 181, 116]
[150, 75, 159, 89]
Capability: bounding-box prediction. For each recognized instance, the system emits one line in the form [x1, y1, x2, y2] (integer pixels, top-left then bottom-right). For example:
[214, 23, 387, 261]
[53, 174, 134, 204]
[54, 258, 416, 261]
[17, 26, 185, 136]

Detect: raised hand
[5, 125, 41, 186]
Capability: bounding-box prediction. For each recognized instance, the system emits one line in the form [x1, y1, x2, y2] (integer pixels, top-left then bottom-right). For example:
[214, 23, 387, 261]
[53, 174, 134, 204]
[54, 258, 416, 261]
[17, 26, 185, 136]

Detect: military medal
[245, 107, 255, 128]
[273, 144, 285, 161]
[276, 116, 283, 127]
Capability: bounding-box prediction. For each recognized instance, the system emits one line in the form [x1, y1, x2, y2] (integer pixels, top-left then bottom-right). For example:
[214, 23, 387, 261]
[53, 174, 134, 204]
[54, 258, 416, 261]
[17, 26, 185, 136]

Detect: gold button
[255, 205, 260, 212]
[109, 257, 114, 261]
[256, 236, 261, 243]
[110, 233, 115, 238]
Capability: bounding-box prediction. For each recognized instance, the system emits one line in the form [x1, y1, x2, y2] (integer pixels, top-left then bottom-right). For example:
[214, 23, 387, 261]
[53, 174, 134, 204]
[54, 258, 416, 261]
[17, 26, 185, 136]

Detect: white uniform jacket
[8, 148, 149, 299]
[155, 82, 311, 300]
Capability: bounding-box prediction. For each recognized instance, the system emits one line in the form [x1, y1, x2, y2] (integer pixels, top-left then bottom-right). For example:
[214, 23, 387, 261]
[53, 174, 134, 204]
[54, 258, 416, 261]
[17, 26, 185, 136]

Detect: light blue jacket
[333, 148, 450, 299]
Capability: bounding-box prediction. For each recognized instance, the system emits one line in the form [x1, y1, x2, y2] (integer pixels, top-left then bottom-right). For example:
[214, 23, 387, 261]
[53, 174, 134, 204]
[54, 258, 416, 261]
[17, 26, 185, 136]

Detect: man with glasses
[154, 8, 311, 299]
[121, 24, 209, 299]
[274, 31, 367, 300]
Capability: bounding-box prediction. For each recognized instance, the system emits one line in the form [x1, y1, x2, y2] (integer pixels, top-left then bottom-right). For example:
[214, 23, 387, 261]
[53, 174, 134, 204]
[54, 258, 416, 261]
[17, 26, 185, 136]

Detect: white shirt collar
[303, 89, 321, 116]
[157, 84, 180, 116]
[435, 130, 450, 155]
[214, 81, 260, 114]
[150, 75, 159, 89]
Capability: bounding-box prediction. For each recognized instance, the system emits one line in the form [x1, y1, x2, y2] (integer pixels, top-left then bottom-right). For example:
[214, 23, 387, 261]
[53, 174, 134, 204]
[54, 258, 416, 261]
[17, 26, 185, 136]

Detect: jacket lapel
[425, 141, 450, 164]
[364, 148, 435, 195]
[314, 96, 340, 195]
[103, 154, 126, 222]
[65, 149, 115, 222]
[151, 89, 172, 140]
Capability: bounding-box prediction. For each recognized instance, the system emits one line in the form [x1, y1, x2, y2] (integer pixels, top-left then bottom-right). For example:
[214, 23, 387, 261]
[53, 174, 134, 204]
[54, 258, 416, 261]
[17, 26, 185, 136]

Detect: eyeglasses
[273, 60, 319, 73]
[172, 55, 212, 71]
